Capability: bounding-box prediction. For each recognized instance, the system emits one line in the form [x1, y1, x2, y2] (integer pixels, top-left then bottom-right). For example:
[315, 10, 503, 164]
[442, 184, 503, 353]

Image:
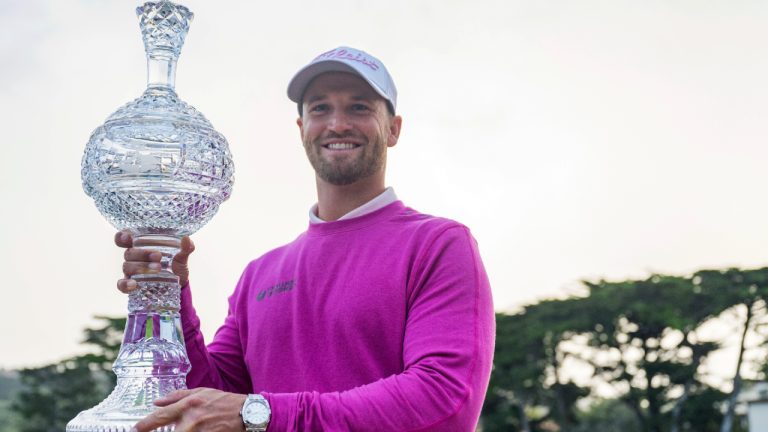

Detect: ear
[387, 115, 402, 148]
[296, 117, 304, 138]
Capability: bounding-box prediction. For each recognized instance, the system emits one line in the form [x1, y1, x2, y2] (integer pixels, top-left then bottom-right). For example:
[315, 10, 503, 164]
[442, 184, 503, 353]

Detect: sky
[1, 0, 768, 371]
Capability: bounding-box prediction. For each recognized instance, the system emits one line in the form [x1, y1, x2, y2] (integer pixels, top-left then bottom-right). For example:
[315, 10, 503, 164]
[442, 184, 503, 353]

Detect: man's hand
[132, 388, 247, 432]
[115, 230, 195, 293]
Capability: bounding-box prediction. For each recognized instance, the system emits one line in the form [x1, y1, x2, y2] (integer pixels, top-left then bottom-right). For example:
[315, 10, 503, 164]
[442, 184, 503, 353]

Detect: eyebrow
[304, 94, 376, 105]
[305, 94, 327, 104]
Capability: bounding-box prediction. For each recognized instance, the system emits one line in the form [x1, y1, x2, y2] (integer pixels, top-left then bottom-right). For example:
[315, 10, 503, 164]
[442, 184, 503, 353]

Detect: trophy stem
[122, 232, 189, 380]
[67, 233, 190, 432]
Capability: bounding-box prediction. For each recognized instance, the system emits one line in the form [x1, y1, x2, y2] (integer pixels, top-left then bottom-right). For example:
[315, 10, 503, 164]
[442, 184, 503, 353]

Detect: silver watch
[241, 394, 271, 432]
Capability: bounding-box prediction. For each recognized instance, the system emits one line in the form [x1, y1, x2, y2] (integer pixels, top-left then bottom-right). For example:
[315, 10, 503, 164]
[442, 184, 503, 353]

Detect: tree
[567, 275, 728, 432]
[694, 268, 768, 432]
[10, 316, 125, 432]
[481, 267, 768, 432]
[12, 358, 107, 432]
[483, 312, 548, 432]
[483, 299, 592, 432]
[573, 398, 641, 432]
[526, 298, 593, 431]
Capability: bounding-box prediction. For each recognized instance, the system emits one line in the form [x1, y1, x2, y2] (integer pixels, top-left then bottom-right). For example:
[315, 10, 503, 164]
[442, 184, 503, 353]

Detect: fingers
[117, 278, 138, 294]
[121, 248, 162, 279]
[154, 388, 200, 407]
[122, 260, 162, 278]
[124, 248, 163, 263]
[133, 389, 206, 431]
[132, 402, 184, 432]
[115, 233, 195, 293]
[174, 236, 195, 265]
[134, 389, 244, 432]
[118, 250, 162, 293]
[114, 230, 134, 248]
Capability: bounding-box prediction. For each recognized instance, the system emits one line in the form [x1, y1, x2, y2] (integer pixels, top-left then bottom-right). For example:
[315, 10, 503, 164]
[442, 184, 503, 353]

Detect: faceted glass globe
[81, 87, 234, 236]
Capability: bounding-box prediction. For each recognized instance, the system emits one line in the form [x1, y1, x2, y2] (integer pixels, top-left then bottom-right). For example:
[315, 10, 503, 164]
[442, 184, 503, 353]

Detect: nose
[326, 111, 353, 134]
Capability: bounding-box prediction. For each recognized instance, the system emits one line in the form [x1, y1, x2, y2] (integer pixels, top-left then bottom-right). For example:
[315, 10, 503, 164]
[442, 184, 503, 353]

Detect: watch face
[244, 399, 270, 424]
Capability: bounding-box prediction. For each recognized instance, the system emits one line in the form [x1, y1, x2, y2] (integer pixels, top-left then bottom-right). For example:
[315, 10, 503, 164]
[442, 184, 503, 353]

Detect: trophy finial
[136, 1, 194, 57]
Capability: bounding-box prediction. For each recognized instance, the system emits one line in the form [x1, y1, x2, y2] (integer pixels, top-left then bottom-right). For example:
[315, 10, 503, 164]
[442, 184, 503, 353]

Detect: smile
[322, 142, 361, 150]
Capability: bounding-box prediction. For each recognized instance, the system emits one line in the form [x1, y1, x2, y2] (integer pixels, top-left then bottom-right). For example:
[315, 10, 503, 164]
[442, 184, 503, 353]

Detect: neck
[315, 173, 386, 221]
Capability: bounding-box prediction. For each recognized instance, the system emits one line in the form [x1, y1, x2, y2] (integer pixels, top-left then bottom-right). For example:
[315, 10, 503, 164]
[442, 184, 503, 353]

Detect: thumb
[172, 236, 194, 286]
[174, 236, 195, 265]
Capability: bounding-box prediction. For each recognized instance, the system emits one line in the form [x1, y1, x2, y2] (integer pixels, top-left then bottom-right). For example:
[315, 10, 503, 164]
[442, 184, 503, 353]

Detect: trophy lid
[136, 1, 194, 58]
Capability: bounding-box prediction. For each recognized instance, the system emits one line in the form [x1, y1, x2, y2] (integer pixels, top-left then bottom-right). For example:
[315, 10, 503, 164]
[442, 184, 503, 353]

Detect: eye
[309, 104, 329, 113]
[351, 103, 370, 112]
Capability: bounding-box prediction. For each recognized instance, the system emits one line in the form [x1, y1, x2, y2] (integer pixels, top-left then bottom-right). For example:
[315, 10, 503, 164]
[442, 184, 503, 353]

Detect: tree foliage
[10, 316, 125, 432]
[483, 267, 768, 432]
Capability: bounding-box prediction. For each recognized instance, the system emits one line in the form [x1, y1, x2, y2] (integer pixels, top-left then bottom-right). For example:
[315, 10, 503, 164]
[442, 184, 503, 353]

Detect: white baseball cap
[287, 46, 398, 113]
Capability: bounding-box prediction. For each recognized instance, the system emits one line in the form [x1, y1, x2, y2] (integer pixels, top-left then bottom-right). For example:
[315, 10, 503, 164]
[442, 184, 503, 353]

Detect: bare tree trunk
[517, 398, 531, 432]
[616, 352, 648, 431]
[644, 354, 663, 432]
[671, 332, 703, 432]
[625, 398, 648, 432]
[545, 333, 571, 432]
[721, 302, 753, 432]
[670, 374, 693, 432]
[669, 368, 698, 432]
[553, 383, 570, 432]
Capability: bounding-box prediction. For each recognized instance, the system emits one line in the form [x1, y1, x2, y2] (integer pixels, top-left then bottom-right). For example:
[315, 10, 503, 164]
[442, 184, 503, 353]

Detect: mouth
[322, 142, 362, 151]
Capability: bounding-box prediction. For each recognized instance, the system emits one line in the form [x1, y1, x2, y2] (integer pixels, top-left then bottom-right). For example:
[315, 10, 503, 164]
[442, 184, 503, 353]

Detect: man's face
[297, 72, 401, 186]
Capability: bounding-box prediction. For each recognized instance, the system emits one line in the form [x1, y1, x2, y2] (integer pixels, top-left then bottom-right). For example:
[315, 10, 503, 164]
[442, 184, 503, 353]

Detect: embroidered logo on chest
[257, 280, 295, 301]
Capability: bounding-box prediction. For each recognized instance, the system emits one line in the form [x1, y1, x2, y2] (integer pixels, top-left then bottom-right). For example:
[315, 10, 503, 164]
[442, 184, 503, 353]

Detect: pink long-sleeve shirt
[180, 201, 495, 431]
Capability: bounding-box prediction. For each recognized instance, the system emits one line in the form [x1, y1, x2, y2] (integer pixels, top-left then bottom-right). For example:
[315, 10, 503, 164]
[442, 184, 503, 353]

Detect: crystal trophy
[67, 2, 234, 430]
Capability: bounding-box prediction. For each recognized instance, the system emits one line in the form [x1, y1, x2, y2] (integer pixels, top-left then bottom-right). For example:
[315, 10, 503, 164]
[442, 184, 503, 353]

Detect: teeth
[326, 143, 358, 150]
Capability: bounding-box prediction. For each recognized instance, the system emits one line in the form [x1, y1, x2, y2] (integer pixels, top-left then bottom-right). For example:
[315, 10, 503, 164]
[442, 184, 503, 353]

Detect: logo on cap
[313, 48, 380, 71]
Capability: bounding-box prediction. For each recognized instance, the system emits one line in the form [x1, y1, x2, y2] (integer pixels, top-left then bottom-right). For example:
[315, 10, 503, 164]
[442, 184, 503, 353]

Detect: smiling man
[118, 46, 495, 432]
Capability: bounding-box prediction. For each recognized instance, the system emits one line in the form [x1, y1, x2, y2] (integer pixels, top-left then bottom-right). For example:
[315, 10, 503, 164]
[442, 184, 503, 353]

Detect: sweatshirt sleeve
[180, 280, 252, 394]
[261, 226, 496, 431]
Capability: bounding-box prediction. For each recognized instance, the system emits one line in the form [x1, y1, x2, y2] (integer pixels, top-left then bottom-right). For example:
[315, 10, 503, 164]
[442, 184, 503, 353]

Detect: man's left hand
[132, 388, 246, 432]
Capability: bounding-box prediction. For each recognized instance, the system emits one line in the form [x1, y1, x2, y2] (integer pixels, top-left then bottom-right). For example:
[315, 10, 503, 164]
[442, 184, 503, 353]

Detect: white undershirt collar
[309, 187, 398, 224]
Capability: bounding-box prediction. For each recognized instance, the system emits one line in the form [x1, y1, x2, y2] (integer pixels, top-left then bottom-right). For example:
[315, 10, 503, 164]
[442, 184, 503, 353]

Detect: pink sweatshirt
[180, 201, 495, 431]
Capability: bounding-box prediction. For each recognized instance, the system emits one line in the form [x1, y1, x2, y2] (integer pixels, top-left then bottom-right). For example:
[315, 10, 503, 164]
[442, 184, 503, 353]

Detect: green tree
[526, 298, 593, 431]
[483, 299, 591, 432]
[573, 398, 641, 432]
[483, 312, 548, 432]
[0, 370, 23, 431]
[12, 358, 107, 432]
[569, 275, 728, 432]
[694, 268, 768, 432]
[10, 316, 125, 432]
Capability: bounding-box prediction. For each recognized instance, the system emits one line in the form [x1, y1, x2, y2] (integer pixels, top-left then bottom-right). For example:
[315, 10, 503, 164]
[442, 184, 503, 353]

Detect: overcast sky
[2, 0, 768, 370]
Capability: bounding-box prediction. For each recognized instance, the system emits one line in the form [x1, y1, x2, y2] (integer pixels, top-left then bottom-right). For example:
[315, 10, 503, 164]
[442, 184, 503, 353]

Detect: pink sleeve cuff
[261, 392, 299, 432]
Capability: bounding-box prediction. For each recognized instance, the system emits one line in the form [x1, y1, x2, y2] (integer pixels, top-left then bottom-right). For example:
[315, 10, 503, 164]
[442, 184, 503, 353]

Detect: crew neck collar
[309, 187, 398, 224]
[306, 200, 404, 236]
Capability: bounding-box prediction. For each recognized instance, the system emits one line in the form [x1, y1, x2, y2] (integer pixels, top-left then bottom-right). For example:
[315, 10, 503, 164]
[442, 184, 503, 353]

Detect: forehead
[302, 72, 383, 102]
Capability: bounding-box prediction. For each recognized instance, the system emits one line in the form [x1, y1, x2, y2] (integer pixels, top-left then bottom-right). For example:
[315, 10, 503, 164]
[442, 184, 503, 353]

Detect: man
[117, 46, 495, 431]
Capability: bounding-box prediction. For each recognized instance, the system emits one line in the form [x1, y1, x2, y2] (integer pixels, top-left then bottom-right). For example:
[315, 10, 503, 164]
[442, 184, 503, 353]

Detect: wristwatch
[241, 394, 271, 432]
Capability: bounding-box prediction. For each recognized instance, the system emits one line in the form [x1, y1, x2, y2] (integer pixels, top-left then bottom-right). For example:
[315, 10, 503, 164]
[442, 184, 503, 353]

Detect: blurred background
[1, 0, 768, 430]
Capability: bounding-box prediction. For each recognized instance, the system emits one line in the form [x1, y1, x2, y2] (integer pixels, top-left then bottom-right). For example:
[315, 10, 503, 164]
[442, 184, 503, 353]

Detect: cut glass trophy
[67, 1, 234, 430]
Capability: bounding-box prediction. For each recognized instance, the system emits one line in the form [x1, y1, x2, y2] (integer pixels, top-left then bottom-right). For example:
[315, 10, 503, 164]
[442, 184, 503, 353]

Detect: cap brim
[287, 60, 390, 105]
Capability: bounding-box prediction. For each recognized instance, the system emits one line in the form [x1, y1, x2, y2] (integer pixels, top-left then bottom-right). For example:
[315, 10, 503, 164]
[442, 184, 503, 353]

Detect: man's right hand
[114, 230, 195, 293]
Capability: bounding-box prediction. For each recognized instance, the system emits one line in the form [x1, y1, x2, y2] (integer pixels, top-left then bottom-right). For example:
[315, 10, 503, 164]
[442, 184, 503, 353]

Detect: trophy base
[66, 374, 186, 432]
[67, 411, 172, 432]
